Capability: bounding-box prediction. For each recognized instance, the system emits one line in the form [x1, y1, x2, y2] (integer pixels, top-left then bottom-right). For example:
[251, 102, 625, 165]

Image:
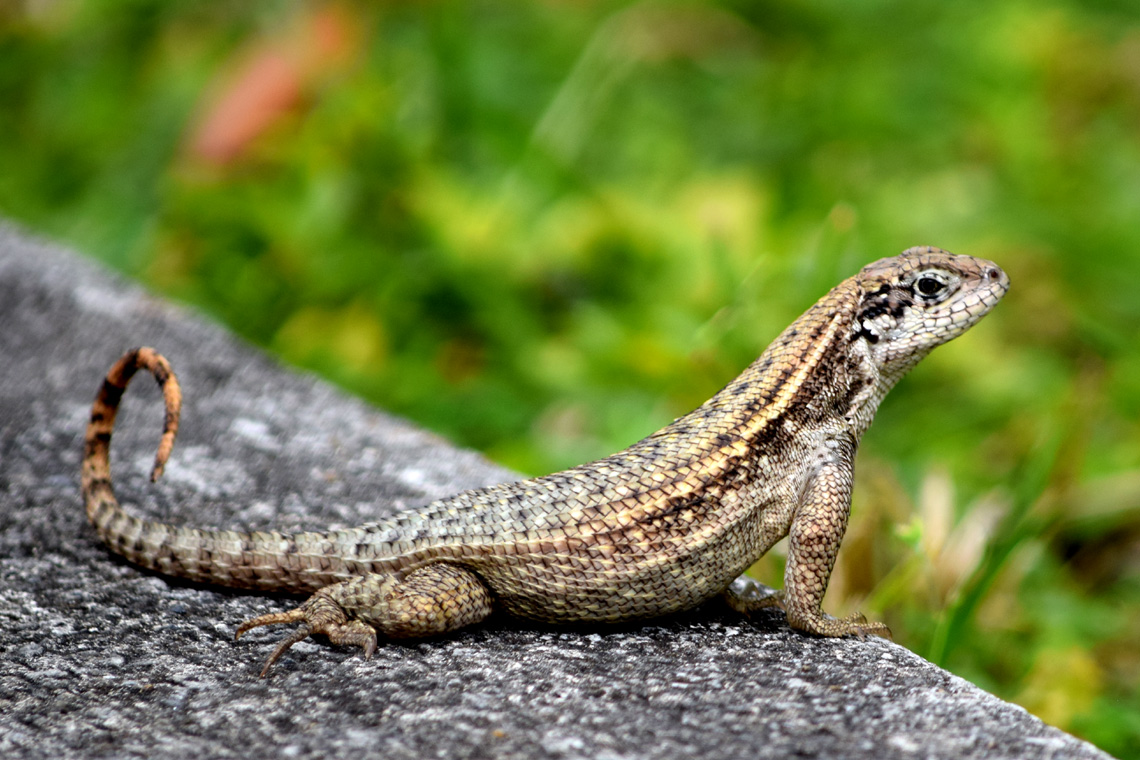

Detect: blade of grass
[927, 427, 1063, 666]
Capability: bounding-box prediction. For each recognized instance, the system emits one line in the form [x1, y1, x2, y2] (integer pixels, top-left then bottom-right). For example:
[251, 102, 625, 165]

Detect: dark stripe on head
[860, 303, 888, 321]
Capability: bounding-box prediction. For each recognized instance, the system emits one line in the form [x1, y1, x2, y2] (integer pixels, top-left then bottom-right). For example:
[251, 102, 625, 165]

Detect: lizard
[80, 246, 1009, 676]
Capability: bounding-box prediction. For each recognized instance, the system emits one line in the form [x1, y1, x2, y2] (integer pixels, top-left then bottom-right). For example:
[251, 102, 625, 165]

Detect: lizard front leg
[782, 438, 891, 640]
[236, 562, 494, 676]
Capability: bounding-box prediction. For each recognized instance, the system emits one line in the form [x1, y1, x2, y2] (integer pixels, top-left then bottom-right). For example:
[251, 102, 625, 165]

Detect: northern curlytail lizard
[81, 246, 1009, 675]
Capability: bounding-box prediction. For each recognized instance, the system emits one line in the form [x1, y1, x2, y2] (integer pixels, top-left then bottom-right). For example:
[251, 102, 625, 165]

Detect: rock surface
[0, 223, 1114, 759]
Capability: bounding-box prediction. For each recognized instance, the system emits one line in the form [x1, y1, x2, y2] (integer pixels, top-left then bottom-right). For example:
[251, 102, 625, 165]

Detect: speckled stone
[0, 223, 1114, 760]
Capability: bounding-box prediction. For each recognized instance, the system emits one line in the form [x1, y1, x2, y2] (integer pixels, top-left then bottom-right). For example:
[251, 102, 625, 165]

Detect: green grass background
[2, 1, 1138, 755]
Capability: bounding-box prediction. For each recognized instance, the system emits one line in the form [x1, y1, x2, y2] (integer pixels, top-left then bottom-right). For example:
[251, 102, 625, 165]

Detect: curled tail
[81, 348, 343, 593]
[83, 347, 181, 491]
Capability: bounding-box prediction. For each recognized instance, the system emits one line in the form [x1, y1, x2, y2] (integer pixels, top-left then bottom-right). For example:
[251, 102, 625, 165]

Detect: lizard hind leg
[236, 563, 494, 677]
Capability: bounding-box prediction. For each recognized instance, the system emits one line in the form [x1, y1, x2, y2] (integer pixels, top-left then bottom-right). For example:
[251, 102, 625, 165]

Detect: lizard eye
[915, 273, 948, 299]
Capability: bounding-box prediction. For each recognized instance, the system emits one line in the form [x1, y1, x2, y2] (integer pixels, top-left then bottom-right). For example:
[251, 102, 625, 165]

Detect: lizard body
[81, 247, 1008, 675]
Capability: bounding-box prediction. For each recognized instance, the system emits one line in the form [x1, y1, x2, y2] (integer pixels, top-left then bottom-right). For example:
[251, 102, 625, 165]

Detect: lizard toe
[722, 581, 785, 617]
[833, 612, 892, 640]
[786, 608, 893, 640]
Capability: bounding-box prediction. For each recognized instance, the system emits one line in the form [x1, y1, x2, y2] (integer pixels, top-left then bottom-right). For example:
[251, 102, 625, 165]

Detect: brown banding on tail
[81, 348, 183, 563]
[83, 347, 181, 493]
[80, 349, 352, 592]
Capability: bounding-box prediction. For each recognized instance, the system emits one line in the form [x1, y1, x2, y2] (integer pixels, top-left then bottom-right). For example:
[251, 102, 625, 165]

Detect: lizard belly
[472, 489, 780, 623]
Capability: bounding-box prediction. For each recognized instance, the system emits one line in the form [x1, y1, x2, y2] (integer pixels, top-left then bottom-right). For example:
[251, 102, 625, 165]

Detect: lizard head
[854, 246, 1010, 380]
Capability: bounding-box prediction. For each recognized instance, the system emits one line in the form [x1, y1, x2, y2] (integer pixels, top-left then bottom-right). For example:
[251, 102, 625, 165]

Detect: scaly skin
[81, 247, 1009, 675]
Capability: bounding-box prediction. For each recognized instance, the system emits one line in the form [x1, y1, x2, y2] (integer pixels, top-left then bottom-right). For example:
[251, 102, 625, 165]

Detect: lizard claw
[236, 594, 378, 677]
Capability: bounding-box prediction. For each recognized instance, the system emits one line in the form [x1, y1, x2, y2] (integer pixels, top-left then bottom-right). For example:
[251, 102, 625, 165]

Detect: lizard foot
[787, 609, 893, 641]
[722, 577, 785, 616]
[836, 612, 893, 641]
[236, 588, 377, 677]
[236, 565, 494, 676]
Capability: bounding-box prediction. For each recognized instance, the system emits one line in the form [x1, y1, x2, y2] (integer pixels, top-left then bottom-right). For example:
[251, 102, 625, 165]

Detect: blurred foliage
[2, 0, 1139, 755]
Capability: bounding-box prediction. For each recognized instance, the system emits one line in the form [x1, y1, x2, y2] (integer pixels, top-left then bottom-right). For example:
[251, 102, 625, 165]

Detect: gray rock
[0, 222, 1113, 760]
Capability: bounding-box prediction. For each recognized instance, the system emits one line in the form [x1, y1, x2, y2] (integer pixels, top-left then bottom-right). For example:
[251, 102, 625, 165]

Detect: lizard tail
[81, 348, 336, 592]
[82, 347, 181, 522]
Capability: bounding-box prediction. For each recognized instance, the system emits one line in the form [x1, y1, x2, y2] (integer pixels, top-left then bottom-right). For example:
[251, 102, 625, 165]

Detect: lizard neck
[694, 277, 881, 448]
